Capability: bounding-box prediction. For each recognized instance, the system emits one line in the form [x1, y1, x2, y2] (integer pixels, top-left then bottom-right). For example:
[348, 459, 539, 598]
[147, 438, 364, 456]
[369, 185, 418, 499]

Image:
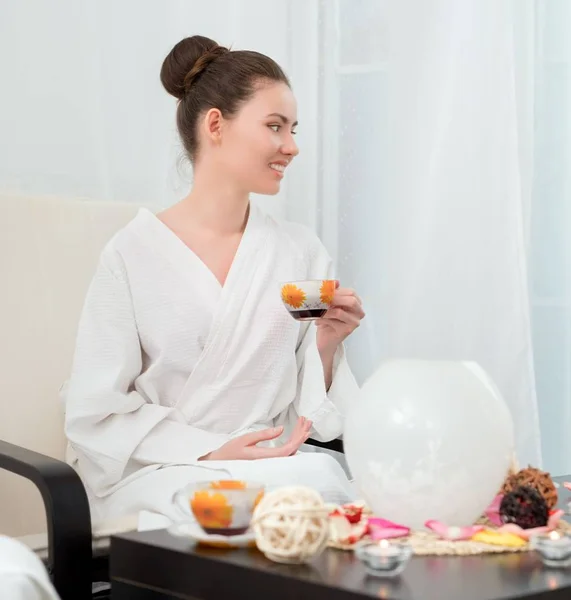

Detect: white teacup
[280, 279, 336, 321]
[172, 480, 265, 536]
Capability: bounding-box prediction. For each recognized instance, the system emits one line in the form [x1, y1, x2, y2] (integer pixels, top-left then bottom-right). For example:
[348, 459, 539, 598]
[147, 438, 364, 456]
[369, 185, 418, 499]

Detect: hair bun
[160, 35, 228, 100]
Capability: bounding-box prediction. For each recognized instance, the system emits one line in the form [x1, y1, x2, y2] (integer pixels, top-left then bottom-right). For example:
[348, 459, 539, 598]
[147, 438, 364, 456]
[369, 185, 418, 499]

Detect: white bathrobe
[0, 537, 60, 600]
[64, 204, 358, 522]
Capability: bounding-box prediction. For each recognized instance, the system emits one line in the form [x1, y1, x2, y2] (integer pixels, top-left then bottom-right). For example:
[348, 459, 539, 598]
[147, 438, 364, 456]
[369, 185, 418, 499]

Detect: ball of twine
[502, 466, 558, 510]
[251, 486, 331, 564]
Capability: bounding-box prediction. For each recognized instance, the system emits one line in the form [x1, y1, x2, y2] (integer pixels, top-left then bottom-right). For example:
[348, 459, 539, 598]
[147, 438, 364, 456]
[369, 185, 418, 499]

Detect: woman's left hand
[316, 284, 365, 355]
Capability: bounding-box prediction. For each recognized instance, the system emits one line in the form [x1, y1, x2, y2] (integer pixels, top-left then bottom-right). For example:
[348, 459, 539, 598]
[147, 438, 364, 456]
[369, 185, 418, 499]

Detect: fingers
[240, 426, 284, 446]
[295, 416, 312, 442]
[242, 418, 313, 459]
[285, 416, 311, 444]
[321, 307, 363, 328]
[280, 416, 313, 457]
[330, 293, 365, 318]
[333, 287, 362, 305]
[249, 425, 312, 460]
[289, 415, 305, 438]
[316, 319, 351, 336]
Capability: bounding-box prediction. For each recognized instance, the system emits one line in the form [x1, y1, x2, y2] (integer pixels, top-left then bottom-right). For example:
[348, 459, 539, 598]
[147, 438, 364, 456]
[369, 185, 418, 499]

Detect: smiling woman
[62, 34, 365, 523]
[159, 35, 299, 196]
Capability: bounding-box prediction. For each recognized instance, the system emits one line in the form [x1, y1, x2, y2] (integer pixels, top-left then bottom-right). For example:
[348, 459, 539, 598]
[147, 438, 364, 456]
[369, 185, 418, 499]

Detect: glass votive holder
[354, 539, 413, 578]
[530, 532, 571, 568]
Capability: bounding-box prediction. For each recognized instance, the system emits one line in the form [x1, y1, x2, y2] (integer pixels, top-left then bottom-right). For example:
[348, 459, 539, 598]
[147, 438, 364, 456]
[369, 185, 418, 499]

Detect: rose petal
[498, 523, 549, 540]
[368, 518, 406, 529]
[484, 494, 504, 527]
[425, 520, 484, 540]
[367, 517, 410, 539]
[496, 509, 563, 540]
[369, 527, 410, 540]
[547, 509, 564, 529]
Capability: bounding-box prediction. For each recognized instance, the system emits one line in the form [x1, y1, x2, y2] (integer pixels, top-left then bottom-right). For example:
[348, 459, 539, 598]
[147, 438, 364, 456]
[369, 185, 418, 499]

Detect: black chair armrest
[305, 437, 344, 454]
[0, 440, 92, 600]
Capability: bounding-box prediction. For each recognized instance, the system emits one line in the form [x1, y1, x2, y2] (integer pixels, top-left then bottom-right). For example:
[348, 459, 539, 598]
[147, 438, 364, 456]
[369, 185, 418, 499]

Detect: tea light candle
[372, 540, 401, 557]
[355, 539, 413, 578]
[530, 531, 571, 568]
[548, 532, 567, 545]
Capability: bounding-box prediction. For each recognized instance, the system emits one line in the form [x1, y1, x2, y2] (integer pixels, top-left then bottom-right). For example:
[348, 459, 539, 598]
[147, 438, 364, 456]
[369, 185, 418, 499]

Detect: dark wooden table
[110, 527, 571, 600]
[110, 477, 571, 600]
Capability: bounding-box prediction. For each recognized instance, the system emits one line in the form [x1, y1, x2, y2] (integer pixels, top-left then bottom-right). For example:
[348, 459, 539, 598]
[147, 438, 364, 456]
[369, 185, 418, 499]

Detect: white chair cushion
[0, 194, 139, 537]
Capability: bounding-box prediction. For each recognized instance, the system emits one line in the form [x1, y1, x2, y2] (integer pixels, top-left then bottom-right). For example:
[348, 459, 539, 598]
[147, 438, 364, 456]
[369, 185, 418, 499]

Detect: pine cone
[500, 486, 549, 529]
[502, 466, 558, 510]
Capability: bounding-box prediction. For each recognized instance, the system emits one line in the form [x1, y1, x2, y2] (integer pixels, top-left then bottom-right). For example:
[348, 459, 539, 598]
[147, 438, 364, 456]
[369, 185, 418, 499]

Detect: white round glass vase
[343, 360, 515, 530]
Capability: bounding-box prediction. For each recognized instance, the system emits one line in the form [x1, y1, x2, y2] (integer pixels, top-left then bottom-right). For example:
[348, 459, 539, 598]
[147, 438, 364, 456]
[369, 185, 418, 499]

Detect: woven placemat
[329, 517, 571, 556]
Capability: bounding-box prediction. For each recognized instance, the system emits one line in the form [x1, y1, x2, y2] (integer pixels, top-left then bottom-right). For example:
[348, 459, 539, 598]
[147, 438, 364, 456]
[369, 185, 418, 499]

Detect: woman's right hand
[200, 416, 313, 461]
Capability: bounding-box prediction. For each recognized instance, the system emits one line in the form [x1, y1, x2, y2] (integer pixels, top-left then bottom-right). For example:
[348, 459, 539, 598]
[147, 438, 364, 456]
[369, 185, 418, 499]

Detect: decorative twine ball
[502, 466, 558, 510]
[251, 486, 331, 564]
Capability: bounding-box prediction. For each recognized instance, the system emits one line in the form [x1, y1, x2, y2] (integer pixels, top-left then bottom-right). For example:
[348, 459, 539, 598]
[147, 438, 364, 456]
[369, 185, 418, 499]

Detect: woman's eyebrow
[266, 112, 299, 127]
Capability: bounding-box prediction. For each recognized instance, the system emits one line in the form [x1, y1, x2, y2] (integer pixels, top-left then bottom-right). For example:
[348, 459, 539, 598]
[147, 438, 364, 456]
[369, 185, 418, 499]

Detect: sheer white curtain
[318, 0, 543, 468]
[319, 0, 571, 472]
[529, 0, 571, 475]
[0, 0, 318, 221]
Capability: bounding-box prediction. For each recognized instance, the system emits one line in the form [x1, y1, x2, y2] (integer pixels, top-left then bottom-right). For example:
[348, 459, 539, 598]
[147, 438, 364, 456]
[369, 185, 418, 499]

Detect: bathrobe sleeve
[278, 228, 360, 442]
[63, 249, 230, 495]
[0, 536, 61, 600]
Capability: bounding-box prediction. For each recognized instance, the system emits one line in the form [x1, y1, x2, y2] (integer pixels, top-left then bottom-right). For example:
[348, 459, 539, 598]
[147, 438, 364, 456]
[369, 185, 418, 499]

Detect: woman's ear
[203, 108, 223, 143]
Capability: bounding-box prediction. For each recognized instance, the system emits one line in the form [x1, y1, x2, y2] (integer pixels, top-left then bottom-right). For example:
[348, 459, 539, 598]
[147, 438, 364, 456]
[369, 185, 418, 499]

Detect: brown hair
[160, 35, 290, 162]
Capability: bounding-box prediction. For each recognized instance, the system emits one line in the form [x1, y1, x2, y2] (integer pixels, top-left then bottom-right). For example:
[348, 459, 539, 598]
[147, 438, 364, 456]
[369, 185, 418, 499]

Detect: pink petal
[369, 527, 410, 540]
[368, 518, 393, 526]
[497, 510, 563, 540]
[367, 517, 409, 530]
[367, 517, 410, 539]
[548, 509, 564, 529]
[484, 494, 504, 527]
[498, 523, 548, 540]
[425, 520, 484, 541]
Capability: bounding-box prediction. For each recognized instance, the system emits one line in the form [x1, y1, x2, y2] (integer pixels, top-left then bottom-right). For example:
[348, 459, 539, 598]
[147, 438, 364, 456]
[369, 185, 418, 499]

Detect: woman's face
[212, 81, 299, 195]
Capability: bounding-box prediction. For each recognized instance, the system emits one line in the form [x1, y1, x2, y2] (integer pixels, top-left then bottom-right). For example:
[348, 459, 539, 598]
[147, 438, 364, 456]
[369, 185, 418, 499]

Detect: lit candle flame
[549, 531, 561, 541]
[379, 539, 389, 548]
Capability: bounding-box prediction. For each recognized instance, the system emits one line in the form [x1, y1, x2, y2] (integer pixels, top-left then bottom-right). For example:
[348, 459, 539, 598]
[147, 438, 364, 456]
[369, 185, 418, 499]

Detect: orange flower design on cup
[209, 480, 246, 490]
[320, 280, 336, 305]
[253, 489, 265, 509]
[280, 280, 338, 321]
[173, 480, 264, 537]
[190, 490, 233, 530]
[281, 284, 306, 309]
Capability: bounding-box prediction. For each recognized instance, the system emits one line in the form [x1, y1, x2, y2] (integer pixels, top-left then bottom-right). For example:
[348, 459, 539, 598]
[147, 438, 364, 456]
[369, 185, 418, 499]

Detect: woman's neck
[181, 168, 250, 235]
